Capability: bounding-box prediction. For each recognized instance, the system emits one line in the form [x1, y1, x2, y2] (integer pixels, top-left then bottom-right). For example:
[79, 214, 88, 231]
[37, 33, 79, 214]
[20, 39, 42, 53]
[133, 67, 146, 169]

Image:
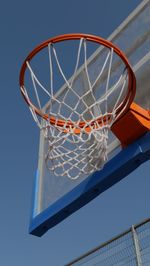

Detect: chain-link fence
[65, 218, 150, 266]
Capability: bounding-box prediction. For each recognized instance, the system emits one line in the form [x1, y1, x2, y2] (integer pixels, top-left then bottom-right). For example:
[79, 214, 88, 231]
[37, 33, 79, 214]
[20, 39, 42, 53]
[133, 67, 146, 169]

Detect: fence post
[132, 225, 142, 266]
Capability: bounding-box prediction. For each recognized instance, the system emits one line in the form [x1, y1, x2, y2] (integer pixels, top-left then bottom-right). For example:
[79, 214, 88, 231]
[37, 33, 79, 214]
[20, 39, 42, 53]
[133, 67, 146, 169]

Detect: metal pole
[132, 225, 142, 266]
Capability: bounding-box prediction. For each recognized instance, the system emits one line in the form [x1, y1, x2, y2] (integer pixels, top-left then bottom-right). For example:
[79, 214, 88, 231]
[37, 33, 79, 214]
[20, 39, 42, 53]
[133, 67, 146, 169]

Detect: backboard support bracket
[111, 103, 150, 147]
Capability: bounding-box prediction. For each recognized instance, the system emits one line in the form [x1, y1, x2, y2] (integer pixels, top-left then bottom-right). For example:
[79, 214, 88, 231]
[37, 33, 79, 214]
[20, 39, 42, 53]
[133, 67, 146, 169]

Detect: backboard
[29, 0, 150, 236]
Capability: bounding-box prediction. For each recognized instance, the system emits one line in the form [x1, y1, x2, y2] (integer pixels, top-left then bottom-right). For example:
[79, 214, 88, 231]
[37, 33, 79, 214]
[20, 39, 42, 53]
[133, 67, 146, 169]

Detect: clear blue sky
[1, 0, 149, 265]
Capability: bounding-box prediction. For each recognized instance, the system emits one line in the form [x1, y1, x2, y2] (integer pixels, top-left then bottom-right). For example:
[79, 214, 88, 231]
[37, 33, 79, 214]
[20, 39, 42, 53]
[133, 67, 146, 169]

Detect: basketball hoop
[19, 33, 136, 179]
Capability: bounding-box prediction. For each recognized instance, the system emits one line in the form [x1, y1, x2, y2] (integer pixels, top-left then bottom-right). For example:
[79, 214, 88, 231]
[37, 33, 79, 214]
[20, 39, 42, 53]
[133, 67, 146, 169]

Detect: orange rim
[19, 33, 136, 133]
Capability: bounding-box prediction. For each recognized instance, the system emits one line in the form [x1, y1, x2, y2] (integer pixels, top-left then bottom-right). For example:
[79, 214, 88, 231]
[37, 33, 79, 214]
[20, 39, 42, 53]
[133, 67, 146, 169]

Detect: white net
[43, 123, 109, 179]
[21, 37, 129, 179]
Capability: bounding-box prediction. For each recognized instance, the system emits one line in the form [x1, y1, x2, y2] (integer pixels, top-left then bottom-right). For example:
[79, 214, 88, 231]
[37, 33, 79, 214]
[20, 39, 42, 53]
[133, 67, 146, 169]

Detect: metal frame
[19, 33, 136, 127]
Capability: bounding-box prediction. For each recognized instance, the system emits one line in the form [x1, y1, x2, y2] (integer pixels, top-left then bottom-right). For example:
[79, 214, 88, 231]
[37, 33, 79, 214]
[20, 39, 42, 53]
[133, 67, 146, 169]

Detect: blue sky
[1, 0, 149, 265]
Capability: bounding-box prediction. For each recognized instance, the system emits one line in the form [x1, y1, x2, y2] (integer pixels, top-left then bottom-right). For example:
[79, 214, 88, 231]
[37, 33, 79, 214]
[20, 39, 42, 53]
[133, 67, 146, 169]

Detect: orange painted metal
[111, 102, 150, 147]
[19, 33, 136, 130]
[20, 33, 150, 144]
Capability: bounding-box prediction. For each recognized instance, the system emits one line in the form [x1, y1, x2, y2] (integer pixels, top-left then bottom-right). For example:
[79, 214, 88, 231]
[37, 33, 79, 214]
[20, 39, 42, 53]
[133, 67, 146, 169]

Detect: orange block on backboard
[111, 102, 150, 147]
